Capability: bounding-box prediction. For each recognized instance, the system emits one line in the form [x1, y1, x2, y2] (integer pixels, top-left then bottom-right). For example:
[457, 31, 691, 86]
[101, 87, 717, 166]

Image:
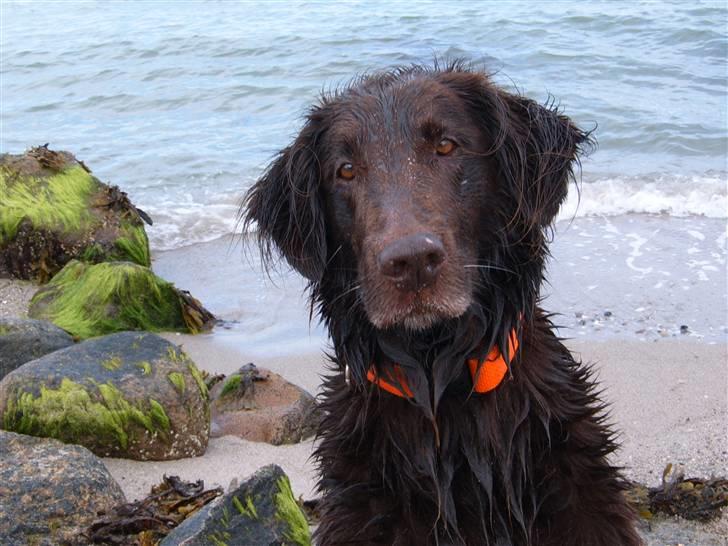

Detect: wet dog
[243, 62, 641, 545]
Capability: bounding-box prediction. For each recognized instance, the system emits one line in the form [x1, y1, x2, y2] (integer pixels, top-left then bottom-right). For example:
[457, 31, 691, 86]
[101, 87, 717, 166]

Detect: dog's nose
[377, 233, 446, 291]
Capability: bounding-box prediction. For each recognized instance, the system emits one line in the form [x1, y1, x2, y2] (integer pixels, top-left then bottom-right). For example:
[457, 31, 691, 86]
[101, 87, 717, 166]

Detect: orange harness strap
[366, 329, 519, 398]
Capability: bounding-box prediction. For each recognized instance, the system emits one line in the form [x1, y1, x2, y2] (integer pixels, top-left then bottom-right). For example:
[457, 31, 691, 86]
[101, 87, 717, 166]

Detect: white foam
[145, 172, 727, 252]
[559, 173, 727, 220]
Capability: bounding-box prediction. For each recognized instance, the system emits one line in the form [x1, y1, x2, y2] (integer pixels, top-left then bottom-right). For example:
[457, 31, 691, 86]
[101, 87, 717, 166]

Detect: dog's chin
[366, 295, 471, 332]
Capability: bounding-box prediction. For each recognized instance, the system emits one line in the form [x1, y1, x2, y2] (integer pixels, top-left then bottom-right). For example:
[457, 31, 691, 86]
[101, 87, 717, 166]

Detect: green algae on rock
[0, 332, 210, 460]
[0, 145, 151, 282]
[28, 260, 215, 338]
[275, 475, 311, 546]
[159, 465, 311, 546]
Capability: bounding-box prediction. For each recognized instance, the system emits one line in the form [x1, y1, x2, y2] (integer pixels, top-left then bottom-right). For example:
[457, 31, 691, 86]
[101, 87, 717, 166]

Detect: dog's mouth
[363, 286, 472, 331]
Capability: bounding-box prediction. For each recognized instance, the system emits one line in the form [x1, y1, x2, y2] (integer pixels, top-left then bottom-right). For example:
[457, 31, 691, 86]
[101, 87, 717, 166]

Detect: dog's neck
[324, 300, 526, 411]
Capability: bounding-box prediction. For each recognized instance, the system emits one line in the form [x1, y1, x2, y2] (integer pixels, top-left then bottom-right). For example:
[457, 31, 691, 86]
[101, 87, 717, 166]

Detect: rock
[0, 331, 210, 460]
[0, 430, 126, 545]
[0, 317, 74, 380]
[28, 260, 215, 338]
[160, 464, 311, 546]
[0, 145, 151, 282]
[210, 363, 321, 445]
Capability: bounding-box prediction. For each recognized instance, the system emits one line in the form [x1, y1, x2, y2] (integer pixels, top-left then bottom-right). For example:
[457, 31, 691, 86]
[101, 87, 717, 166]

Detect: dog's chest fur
[313, 317, 610, 545]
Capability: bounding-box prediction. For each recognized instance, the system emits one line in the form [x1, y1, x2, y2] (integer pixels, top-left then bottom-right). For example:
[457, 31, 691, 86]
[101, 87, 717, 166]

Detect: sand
[0, 278, 36, 319]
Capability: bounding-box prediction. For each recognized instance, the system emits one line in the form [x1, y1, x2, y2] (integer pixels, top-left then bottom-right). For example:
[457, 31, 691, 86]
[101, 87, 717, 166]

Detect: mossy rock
[160, 464, 311, 546]
[0, 331, 210, 460]
[28, 260, 215, 339]
[0, 145, 151, 282]
[0, 430, 126, 545]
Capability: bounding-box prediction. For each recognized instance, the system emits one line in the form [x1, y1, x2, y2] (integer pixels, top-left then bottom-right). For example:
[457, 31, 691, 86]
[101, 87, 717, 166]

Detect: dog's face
[244, 65, 588, 331]
[318, 78, 490, 329]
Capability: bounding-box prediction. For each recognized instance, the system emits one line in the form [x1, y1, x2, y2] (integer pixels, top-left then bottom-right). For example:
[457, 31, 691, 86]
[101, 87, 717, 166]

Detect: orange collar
[366, 329, 519, 398]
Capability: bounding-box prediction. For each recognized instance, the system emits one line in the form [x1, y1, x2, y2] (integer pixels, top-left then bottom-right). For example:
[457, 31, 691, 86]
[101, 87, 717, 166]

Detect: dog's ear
[242, 112, 327, 281]
[441, 70, 592, 228]
[492, 91, 591, 228]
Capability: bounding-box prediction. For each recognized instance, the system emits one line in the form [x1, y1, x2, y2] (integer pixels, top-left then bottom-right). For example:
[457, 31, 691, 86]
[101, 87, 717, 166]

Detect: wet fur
[242, 62, 641, 545]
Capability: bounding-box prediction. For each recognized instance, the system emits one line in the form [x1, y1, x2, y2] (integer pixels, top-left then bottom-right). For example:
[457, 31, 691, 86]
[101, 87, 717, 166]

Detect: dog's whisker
[463, 263, 517, 274]
[328, 282, 362, 307]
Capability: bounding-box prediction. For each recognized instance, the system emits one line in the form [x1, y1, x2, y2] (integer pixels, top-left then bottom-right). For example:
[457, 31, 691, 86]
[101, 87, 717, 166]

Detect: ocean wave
[144, 173, 727, 252]
[559, 173, 727, 221]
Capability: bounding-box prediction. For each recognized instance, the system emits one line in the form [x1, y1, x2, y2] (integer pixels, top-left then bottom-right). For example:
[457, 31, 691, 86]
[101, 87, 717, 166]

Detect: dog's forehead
[326, 77, 470, 142]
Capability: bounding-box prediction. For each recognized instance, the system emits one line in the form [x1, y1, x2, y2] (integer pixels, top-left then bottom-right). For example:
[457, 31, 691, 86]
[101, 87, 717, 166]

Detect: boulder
[0, 331, 210, 460]
[28, 260, 215, 338]
[0, 145, 151, 282]
[160, 464, 311, 546]
[0, 430, 126, 545]
[0, 317, 74, 380]
[210, 363, 321, 445]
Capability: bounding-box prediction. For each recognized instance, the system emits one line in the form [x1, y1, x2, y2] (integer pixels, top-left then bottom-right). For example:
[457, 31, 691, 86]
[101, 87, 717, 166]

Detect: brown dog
[243, 62, 641, 545]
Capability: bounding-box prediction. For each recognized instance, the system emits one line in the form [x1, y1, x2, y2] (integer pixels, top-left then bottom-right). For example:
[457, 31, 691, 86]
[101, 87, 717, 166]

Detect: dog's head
[244, 63, 590, 331]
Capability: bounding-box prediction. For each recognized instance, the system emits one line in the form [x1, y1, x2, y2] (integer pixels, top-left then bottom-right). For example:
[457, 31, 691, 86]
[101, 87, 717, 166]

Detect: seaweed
[275, 475, 312, 546]
[220, 375, 241, 397]
[625, 464, 728, 522]
[28, 260, 196, 338]
[0, 147, 152, 280]
[167, 372, 186, 394]
[87, 475, 222, 545]
[3, 378, 170, 450]
[0, 165, 95, 245]
[113, 224, 150, 267]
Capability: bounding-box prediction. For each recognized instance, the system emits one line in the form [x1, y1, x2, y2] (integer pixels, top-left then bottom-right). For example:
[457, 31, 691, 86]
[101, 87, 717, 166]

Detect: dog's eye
[337, 163, 356, 180]
[435, 138, 457, 156]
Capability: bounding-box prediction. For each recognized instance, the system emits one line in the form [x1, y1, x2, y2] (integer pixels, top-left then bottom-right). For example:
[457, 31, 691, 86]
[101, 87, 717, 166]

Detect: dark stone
[210, 363, 321, 445]
[0, 430, 126, 545]
[0, 331, 210, 460]
[0, 317, 74, 380]
[680, 325, 690, 334]
[160, 464, 311, 546]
